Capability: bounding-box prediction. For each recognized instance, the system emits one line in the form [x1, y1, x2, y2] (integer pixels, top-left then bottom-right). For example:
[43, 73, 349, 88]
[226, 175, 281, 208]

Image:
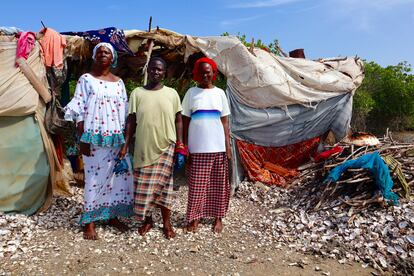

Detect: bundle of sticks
[288, 134, 414, 212]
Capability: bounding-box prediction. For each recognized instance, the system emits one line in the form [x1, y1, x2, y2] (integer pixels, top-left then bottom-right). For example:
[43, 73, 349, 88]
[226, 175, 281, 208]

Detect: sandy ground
[0, 172, 377, 276]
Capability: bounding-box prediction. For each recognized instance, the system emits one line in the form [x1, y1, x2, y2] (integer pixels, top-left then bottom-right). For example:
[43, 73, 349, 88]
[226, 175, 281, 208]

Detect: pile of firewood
[289, 134, 414, 212]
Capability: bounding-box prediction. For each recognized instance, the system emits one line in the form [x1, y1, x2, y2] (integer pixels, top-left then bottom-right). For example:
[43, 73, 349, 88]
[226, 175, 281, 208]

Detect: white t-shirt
[182, 86, 230, 153]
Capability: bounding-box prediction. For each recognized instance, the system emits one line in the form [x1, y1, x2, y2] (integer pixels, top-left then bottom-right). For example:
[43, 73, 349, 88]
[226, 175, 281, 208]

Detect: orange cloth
[39, 28, 66, 69]
[237, 137, 320, 186]
[53, 135, 64, 166]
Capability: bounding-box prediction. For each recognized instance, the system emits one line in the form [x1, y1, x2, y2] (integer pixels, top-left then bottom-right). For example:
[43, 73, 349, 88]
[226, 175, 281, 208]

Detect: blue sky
[2, 0, 414, 67]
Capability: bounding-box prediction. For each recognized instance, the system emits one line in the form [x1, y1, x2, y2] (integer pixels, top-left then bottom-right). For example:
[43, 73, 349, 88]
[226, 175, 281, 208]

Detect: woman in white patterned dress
[64, 43, 133, 240]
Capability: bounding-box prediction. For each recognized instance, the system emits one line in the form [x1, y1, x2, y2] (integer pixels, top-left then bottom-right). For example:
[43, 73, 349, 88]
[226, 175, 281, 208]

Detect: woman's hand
[80, 142, 91, 156]
[118, 145, 128, 159]
[220, 116, 232, 161]
[226, 146, 232, 161]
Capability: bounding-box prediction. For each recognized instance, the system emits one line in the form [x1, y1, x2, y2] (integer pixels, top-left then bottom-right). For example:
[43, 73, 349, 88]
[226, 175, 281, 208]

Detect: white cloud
[229, 0, 304, 8]
[219, 15, 264, 28]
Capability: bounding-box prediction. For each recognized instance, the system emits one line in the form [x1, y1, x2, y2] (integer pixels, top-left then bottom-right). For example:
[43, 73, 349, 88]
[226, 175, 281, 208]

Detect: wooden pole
[148, 16, 152, 32]
[16, 58, 51, 103]
[144, 16, 154, 85]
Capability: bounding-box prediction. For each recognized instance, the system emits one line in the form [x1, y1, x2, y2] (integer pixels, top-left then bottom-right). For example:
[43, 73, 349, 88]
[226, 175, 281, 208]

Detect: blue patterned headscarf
[92, 42, 118, 68]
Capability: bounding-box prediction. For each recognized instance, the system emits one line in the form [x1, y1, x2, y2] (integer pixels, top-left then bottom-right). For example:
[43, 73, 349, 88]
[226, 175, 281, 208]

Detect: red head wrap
[192, 57, 218, 82]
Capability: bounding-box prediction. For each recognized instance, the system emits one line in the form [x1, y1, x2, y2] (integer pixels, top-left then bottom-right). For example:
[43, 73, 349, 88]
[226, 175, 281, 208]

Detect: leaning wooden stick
[16, 58, 51, 103]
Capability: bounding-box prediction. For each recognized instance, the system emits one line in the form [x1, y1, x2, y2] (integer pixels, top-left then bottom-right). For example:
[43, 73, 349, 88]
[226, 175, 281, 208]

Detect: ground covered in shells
[0, 173, 412, 275]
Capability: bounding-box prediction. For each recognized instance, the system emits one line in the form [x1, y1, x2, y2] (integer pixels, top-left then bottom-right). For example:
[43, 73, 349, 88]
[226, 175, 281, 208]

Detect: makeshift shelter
[62, 27, 364, 189]
[186, 36, 364, 187]
[0, 33, 71, 215]
[0, 25, 364, 215]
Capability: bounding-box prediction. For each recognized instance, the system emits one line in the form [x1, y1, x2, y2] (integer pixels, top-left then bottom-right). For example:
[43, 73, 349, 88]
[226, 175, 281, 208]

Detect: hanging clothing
[64, 73, 128, 147]
[80, 146, 133, 225]
[61, 27, 134, 55]
[133, 144, 175, 220]
[128, 86, 182, 168]
[15, 31, 36, 66]
[186, 152, 230, 222]
[39, 28, 67, 69]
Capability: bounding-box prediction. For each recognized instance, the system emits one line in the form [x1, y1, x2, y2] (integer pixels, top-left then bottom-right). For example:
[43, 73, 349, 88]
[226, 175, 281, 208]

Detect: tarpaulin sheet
[0, 115, 49, 215]
[186, 36, 364, 108]
[236, 137, 320, 186]
[0, 37, 72, 214]
[229, 87, 353, 147]
[0, 37, 43, 116]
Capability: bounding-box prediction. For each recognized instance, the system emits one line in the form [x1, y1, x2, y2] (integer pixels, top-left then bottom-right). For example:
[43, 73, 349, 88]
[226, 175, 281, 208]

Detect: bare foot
[108, 218, 129, 233]
[83, 222, 98, 240]
[160, 206, 175, 239]
[163, 223, 176, 239]
[213, 218, 223, 233]
[186, 220, 199, 233]
[138, 216, 153, 236]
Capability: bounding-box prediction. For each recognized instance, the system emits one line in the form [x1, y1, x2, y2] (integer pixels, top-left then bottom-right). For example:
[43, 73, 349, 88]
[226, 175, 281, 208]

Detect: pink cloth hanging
[15, 31, 36, 67]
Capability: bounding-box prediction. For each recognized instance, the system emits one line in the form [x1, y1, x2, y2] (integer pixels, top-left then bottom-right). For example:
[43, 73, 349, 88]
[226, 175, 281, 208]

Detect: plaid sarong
[133, 144, 175, 220]
[186, 152, 230, 222]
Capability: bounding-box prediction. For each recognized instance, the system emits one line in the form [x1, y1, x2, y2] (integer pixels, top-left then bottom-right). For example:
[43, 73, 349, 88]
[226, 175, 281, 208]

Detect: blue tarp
[228, 86, 353, 147]
[325, 151, 399, 205]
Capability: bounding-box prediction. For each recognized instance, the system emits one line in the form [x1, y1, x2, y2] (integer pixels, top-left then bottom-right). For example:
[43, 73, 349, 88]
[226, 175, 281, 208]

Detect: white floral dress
[64, 73, 133, 225]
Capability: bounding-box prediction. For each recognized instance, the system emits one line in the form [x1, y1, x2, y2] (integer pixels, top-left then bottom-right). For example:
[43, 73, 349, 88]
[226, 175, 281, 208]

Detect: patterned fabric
[61, 27, 134, 55]
[186, 152, 230, 222]
[64, 73, 128, 148]
[79, 204, 133, 225]
[236, 137, 320, 186]
[66, 145, 78, 156]
[80, 146, 134, 225]
[133, 144, 175, 220]
[80, 132, 125, 148]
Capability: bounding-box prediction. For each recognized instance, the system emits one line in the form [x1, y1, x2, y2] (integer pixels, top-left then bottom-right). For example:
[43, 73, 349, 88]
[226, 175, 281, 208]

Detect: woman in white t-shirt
[182, 57, 231, 233]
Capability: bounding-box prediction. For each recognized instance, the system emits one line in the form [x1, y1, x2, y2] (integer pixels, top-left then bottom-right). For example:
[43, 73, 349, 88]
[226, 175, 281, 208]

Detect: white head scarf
[92, 42, 118, 68]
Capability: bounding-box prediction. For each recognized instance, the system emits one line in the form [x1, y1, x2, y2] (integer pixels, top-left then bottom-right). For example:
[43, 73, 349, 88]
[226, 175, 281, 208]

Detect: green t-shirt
[128, 86, 182, 168]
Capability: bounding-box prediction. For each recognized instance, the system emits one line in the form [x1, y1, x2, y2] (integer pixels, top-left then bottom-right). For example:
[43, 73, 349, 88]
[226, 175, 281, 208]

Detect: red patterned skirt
[186, 152, 230, 222]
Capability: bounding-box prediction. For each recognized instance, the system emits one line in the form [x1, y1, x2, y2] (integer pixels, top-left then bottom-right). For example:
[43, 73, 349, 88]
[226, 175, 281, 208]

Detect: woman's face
[95, 46, 113, 67]
[198, 63, 214, 87]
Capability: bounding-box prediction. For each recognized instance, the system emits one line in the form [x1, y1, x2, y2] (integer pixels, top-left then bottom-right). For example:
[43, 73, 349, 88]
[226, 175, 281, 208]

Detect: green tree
[353, 61, 414, 132]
